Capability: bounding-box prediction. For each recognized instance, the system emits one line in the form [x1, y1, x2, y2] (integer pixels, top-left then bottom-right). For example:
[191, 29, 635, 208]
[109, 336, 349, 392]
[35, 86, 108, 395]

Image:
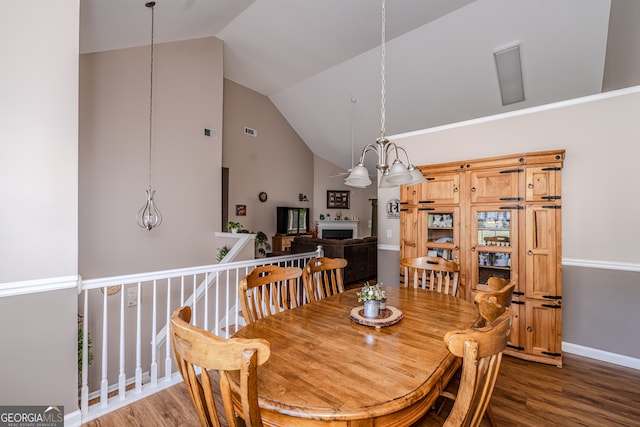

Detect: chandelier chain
[147, 1, 155, 189]
[380, 0, 386, 139]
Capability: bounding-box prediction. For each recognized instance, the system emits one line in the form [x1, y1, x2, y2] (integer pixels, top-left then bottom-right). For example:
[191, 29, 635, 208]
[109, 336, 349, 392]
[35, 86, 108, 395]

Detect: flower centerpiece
[357, 281, 386, 318]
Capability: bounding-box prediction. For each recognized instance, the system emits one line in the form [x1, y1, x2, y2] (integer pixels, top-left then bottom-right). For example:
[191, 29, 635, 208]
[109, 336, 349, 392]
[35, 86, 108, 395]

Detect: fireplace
[317, 220, 359, 239]
[322, 229, 353, 240]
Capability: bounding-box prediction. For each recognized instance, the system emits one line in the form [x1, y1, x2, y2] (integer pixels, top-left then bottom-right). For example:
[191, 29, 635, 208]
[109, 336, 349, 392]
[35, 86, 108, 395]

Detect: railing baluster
[180, 275, 185, 307]
[81, 290, 89, 415]
[204, 272, 209, 332]
[100, 287, 109, 407]
[214, 271, 220, 336]
[225, 270, 230, 337]
[118, 286, 125, 400]
[191, 274, 197, 326]
[150, 280, 158, 386]
[165, 278, 172, 382]
[135, 281, 142, 393]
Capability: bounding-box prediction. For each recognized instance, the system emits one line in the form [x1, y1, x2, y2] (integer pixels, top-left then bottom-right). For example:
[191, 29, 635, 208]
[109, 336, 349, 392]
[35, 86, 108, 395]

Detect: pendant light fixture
[344, 0, 425, 189]
[136, 1, 162, 231]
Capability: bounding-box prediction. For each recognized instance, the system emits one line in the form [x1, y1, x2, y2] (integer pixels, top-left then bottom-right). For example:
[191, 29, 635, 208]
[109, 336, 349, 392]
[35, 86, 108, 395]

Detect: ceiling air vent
[244, 127, 257, 137]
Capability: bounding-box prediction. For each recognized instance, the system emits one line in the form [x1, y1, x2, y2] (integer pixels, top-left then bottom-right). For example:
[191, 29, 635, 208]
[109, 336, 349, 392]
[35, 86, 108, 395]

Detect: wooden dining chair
[301, 257, 348, 302]
[170, 306, 271, 427]
[486, 276, 510, 292]
[239, 265, 303, 324]
[400, 256, 460, 297]
[474, 281, 515, 325]
[469, 280, 515, 426]
[413, 310, 513, 427]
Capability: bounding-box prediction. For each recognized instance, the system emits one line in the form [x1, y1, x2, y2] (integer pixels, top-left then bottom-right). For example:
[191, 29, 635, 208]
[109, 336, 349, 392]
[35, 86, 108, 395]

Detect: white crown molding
[391, 85, 640, 140]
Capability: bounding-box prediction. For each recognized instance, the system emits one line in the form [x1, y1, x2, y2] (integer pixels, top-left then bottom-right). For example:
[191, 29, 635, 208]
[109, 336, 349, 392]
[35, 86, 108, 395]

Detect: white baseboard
[65, 409, 82, 427]
[563, 342, 640, 370]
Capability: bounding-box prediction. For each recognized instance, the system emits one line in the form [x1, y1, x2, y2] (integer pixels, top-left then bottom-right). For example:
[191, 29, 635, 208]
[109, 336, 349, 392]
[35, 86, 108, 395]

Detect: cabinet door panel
[470, 168, 521, 203]
[400, 183, 422, 206]
[400, 207, 419, 260]
[507, 299, 524, 351]
[423, 173, 460, 204]
[525, 205, 560, 298]
[525, 299, 562, 359]
[526, 166, 561, 202]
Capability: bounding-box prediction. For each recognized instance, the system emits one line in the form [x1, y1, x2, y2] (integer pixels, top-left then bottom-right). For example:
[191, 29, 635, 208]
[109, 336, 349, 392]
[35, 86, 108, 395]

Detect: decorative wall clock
[258, 192, 268, 202]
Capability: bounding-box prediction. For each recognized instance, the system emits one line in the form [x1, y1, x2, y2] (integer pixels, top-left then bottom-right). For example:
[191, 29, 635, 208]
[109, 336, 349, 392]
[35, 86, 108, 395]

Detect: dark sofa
[290, 236, 377, 284]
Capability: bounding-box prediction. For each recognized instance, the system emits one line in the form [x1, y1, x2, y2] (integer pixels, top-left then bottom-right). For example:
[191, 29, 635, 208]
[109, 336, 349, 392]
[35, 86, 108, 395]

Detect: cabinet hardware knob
[471, 187, 476, 192]
[527, 326, 533, 332]
[471, 246, 476, 252]
[454, 246, 459, 250]
[527, 250, 533, 255]
[528, 183, 534, 188]
[454, 187, 459, 192]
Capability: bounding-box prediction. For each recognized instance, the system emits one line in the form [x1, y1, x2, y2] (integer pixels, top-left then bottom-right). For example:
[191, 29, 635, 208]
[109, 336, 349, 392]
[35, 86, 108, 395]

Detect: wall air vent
[244, 127, 257, 137]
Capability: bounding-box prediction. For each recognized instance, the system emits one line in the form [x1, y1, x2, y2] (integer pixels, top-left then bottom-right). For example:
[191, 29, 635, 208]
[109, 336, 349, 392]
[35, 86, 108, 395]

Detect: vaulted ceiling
[80, 0, 612, 172]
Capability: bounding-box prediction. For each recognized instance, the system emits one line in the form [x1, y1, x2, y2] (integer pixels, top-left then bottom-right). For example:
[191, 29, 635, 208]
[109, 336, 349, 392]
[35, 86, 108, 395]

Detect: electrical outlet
[386, 229, 392, 238]
[127, 286, 138, 307]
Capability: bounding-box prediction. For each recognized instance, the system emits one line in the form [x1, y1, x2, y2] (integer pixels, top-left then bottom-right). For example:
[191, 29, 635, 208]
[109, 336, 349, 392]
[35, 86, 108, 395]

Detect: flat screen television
[276, 207, 310, 235]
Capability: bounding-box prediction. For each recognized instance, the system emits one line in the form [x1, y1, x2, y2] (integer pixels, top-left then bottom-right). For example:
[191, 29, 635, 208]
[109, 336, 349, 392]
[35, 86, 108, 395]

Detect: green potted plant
[356, 281, 386, 318]
[238, 228, 271, 257]
[216, 245, 230, 262]
[78, 327, 94, 375]
[226, 221, 243, 233]
[253, 231, 271, 257]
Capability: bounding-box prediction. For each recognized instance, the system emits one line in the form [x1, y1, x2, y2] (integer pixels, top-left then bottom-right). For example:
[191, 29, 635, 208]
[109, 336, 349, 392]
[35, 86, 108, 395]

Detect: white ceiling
[80, 0, 612, 172]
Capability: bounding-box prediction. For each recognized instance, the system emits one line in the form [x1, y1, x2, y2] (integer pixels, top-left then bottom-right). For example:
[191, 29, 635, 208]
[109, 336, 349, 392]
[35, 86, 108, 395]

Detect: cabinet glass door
[471, 207, 518, 291]
[421, 207, 458, 261]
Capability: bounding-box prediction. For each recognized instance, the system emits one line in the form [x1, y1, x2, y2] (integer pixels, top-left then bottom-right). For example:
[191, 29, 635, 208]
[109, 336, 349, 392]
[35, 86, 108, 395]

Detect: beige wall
[603, 0, 640, 91]
[1, 3, 79, 282]
[313, 156, 377, 238]
[0, 0, 80, 415]
[222, 79, 314, 244]
[79, 37, 223, 278]
[381, 89, 640, 264]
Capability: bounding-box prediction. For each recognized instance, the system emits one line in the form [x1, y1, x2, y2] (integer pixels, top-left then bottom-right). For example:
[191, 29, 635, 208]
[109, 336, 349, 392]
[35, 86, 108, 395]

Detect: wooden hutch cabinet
[400, 150, 564, 366]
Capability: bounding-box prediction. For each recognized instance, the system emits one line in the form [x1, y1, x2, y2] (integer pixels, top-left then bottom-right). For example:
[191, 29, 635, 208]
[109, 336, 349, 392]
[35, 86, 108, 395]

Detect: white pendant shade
[384, 160, 412, 185]
[405, 168, 427, 186]
[378, 172, 394, 188]
[344, 164, 372, 187]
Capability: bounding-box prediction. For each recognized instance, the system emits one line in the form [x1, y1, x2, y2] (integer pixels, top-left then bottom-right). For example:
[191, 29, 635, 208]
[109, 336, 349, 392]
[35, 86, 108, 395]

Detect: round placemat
[350, 305, 403, 328]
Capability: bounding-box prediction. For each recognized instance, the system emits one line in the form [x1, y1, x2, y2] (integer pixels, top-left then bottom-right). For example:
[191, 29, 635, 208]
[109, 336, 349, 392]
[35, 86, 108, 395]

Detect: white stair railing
[78, 250, 319, 423]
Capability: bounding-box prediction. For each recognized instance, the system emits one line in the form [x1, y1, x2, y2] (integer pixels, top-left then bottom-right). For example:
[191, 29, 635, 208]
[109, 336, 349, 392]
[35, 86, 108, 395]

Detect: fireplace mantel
[317, 220, 359, 239]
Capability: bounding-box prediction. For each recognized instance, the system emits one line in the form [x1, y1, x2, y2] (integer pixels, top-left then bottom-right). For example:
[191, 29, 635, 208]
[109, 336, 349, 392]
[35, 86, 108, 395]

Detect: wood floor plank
[83, 353, 640, 426]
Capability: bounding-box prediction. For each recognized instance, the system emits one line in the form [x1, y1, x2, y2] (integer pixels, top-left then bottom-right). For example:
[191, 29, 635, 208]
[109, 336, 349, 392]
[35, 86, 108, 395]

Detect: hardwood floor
[83, 353, 640, 426]
[490, 353, 640, 426]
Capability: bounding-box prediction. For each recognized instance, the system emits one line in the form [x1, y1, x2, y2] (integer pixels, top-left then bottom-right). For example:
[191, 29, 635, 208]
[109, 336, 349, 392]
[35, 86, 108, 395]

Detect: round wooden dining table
[231, 286, 480, 427]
